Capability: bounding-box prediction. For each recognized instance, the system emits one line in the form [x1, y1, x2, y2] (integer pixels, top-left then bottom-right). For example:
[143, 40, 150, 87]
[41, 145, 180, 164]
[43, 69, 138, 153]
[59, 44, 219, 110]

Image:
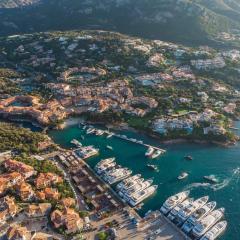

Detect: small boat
[147, 164, 158, 171]
[70, 139, 82, 147]
[106, 145, 113, 150]
[203, 175, 218, 184]
[107, 133, 114, 138]
[86, 128, 95, 134]
[200, 220, 227, 240]
[95, 130, 104, 136]
[145, 147, 154, 157]
[184, 155, 193, 160]
[178, 172, 188, 180]
[151, 150, 162, 159]
[80, 135, 85, 140]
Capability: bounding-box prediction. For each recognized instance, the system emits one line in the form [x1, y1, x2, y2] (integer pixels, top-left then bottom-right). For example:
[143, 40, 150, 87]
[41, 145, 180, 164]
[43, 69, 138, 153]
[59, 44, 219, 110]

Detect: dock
[80, 123, 166, 153]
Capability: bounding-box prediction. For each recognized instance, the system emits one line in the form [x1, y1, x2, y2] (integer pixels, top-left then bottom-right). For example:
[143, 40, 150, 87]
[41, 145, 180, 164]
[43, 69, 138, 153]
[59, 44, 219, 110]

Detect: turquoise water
[49, 123, 240, 240]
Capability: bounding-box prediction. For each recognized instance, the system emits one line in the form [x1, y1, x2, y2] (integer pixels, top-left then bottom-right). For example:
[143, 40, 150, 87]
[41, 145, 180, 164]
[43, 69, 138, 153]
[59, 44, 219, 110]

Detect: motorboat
[151, 150, 162, 159]
[200, 221, 227, 240]
[178, 172, 189, 180]
[184, 155, 193, 160]
[160, 191, 190, 215]
[128, 185, 158, 206]
[176, 196, 209, 225]
[147, 164, 158, 171]
[95, 161, 116, 175]
[145, 147, 154, 157]
[107, 133, 114, 138]
[121, 179, 153, 198]
[106, 145, 113, 150]
[167, 198, 194, 221]
[116, 174, 141, 190]
[203, 175, 218, 184]
[86, 128, 95, 134]
[95, 129, 104, 136]
[182, 201, 216, 234]
[192, 208, 225, 238]
[118, 178, 145, 196]
[70, 139, 82, 147]
[104, 168, 132, 184]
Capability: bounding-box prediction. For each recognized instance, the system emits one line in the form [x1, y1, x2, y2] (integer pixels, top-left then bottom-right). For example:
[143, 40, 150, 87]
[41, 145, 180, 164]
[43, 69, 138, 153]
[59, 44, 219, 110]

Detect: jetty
[80, 123, 166, 153]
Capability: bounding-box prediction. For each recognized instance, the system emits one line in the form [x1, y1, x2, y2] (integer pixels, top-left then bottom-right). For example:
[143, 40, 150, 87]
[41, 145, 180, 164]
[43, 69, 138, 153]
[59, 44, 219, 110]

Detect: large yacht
[167, 198, 194, 221]
[118, 178, 145, 196]
[176, 196, 209, 225]
[192, 208, 225, 238]
[128, 185, 158, 207]
[95, 161, 116, 175]
[160, 191, 190, 215]
[103, 168, 132, 184]
[116, 174, 141, 190]
[121, 179, 153, 199]
[75, 145, 99, 159]
[200, 221, 227, 240]
[182, 201, 216, 234]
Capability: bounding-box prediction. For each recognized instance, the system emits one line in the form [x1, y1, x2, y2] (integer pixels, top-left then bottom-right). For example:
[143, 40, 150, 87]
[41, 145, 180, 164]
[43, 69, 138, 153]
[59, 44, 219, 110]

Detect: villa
[35, 172, 63, 189]
[25, 203, 52, 218]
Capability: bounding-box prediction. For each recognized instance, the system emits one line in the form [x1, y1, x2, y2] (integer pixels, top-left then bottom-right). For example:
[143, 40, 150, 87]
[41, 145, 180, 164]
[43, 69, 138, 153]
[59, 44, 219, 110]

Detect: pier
[80, 123, 166, 153]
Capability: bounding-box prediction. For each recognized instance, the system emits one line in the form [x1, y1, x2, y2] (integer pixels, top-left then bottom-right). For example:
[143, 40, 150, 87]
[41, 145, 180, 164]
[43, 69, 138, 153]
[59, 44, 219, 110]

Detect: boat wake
[183, 168, 240, 192]
[184, 182, 211, 191]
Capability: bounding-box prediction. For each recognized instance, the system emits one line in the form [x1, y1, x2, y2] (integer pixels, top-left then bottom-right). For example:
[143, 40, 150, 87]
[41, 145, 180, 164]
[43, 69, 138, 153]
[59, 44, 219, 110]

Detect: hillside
[1, 0, 240, 46]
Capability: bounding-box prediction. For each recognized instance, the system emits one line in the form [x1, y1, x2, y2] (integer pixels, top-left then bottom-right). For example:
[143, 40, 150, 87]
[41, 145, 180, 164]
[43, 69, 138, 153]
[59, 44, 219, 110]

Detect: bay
[49, 122, 240, 240]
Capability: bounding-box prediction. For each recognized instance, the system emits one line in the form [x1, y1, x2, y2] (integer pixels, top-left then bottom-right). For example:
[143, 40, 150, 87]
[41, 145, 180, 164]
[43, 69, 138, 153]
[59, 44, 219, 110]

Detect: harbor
[48, 122, 240, 240]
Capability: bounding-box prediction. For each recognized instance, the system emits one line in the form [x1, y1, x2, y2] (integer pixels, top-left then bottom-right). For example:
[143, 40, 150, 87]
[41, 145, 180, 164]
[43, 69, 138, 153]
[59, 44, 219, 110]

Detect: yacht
[178, 172, 189, 180]
[145, 147, 154, 157]
[118, 178, 145, 196]
[107, 133, 114, 138]
[147, 164, 158, 171]
[192, 208, 225, 238]
[167, 198, 194, 221]
[121, 179, 153, 199]
[75, 145, 99, 159]
[151, 150, 162, 159]
[160, 191, 190, 215]
[96, 157, 115, 167]
[95, 160, 116, 175]
[184, 155, 193, 160]
[176, 196, 209, 225]
[128, 185, 158, 207]
[95, 129, 104, 136]
[104, 168, 132, 184]
[200, 221, 227, 240]
[86, 128, 95, 134]
[106, 145, 113, 150]
[70, 139, 82, 147]
[182, 201, 217, 234]
[116, 174, 141, 190]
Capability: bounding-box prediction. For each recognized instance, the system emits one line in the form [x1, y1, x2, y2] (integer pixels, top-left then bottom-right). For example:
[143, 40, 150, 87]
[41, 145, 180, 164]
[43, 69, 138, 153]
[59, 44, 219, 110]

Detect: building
[4, 159, 36, 179]
[6, 224, 31, 240]
[0, 196, 18, 223]
[25, 203, 52, 218]
[35, 173, 63, 189]
[15, 182, 35, 201]
[36, 188, 60, 201]
[51, 207, 83, 234]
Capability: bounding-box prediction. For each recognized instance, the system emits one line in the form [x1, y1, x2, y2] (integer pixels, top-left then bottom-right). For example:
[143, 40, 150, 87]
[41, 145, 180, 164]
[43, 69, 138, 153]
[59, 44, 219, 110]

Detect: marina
[48, 121, 240, 240]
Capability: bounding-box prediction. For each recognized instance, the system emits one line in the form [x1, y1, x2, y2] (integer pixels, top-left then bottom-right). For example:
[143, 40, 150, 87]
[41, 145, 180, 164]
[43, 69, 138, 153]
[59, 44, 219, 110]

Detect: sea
[48, 121, 240, 240]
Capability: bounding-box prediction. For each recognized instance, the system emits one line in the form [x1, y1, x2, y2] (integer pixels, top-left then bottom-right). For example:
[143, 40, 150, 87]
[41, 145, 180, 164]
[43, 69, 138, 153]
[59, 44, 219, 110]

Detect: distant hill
[1, 0, 240, 46]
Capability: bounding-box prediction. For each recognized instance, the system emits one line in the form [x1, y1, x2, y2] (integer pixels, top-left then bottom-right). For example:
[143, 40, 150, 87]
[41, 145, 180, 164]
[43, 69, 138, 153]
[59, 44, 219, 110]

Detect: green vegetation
[97, 231, 109, 240]
[0, 122, 46, 153]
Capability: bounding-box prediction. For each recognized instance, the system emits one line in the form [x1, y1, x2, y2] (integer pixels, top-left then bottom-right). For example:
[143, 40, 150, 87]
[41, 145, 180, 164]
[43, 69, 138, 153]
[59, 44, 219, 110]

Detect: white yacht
[75, 145, 99, 159]
[118, 178, 145, 197]
[192, 208, 225, 238]
[95, 161, 116, 175]
[182, 201, 216, 234]
[200, 221, 227, 240]
[107, 133, 114, 138]
[116, 174, 141, 190]
[176, 196, 209, 225]
[95, 129, 104, 136]
[70, 139, 82, 147]
[128, 185, 158, 207]
[86, 128, 95, 134]
[167, 198, 194, 221]
[145, 147, 154, 157]
[160, 191, 190, 215]
[151, 150, 162, 159]
[96, 157, 115, 166]
[121, 179, 153, 199]
[178, 172, 189, 180]
[104, 168, 132, 184]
